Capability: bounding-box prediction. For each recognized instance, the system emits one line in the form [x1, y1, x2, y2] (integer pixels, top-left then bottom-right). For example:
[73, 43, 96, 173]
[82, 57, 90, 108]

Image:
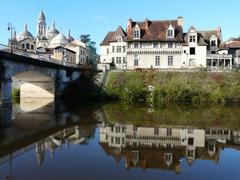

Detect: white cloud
[93, 15, 108, 22]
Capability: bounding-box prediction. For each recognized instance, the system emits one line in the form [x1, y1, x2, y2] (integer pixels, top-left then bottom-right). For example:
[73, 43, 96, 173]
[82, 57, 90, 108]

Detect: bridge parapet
[0, 44, 79, 68]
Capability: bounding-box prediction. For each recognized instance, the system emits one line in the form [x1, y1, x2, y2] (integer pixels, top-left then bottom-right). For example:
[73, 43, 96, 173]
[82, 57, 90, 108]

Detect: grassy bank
[105, 71, 240, 105]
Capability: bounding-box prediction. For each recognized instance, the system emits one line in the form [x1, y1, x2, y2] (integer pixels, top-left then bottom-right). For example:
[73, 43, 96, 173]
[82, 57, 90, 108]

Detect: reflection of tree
[102, 103, 240, 129]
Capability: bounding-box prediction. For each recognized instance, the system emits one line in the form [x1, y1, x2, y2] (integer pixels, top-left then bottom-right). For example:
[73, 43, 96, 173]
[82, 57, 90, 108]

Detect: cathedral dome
[17, 24, 34, 41]
[49, 32, 69, 48]
[46, 21, 59, 40]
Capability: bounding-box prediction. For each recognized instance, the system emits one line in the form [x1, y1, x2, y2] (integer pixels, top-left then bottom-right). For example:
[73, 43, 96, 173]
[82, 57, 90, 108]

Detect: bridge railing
[0, 43, 80, 68]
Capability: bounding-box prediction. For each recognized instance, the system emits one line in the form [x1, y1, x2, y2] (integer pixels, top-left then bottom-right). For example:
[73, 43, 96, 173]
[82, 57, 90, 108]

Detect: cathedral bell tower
[37, 11, 46, 38]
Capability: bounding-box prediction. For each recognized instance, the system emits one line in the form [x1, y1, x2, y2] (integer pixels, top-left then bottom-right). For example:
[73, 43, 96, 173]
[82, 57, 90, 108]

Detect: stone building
[100, 17, 232, 70]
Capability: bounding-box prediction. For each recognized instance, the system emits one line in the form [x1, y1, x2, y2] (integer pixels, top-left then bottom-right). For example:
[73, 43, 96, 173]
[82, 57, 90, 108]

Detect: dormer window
[167, 25, 174, 38]
[167, 29, 173, 37]
[134, 30, 140, 38]
[133, 25, 141, 39]
[190, 36, 196, 42]
[116, 37, 122, 42]
[211, 40, 216, 47]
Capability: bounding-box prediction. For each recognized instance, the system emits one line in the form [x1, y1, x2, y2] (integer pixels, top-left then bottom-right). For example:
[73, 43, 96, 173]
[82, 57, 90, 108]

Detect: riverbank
[105, 71, 240, 105]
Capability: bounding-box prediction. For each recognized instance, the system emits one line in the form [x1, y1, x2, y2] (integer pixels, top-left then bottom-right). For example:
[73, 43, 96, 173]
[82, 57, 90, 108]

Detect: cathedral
[10, 11, 75, 53]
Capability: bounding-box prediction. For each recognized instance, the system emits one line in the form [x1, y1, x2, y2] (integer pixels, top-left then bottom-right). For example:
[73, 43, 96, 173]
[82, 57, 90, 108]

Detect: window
[26, 43, 29, 49]
[134, 43, 139, 49]
[123, 57, 126, 64]
[116, 57, 121, 64]
[112, 57, 115, 63]
[122, 127, 125, 133]
[211, 40, 216, 47]
[189, 59, 196, 67]
[115, 137, 121, 144]
[117, 37, 122, 42]
[112, 46, 115, 53]
[107, 48, 109, 54]
[117, 46, 121, 53]
[168, 42, 173, 48]
[167, 128, 172, 136]
[190, 36, 196, 42]
[22, 44, 25, 49]
[154, 128, 159, 135]
[31, 45, 34, 50]
[153, 42, 158, 48]
[116, 126, 121, 133]
[188, 138, 194, 145]
[190, 47, 195, 55]
[187, 150, 194, 157]
[123, 46, 126, 52]
[134, 30, 140, 38]
[155, 56, 160, 66]
[167, 29, 173, 38]
[134, 59, 138, 67]
[128, 43, 131, 48]
[168, 56, 173, 66]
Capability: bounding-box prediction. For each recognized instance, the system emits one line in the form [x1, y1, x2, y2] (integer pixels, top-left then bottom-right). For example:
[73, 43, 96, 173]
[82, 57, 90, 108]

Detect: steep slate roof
[100, 32, 115, 46]
[183, 27, 222, 47]
[198, 29, 222, 41]
[126, 19, 183, 42]
[225, 41, 240, 49]
[100, 26, 126, 46]
[109, 26, 127, 42]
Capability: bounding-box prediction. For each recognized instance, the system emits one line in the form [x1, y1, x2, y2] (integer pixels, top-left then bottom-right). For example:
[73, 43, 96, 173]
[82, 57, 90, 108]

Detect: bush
[105, 71, 240, 105]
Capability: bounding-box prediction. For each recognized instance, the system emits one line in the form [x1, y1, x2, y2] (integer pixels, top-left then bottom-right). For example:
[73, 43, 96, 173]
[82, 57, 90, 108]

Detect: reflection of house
[100, 123, 240, 173]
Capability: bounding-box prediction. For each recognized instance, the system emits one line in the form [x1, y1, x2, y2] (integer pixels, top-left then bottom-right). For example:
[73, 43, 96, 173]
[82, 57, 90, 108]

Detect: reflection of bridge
[0, 99, 97, 169]
[0, 46, 82, 106]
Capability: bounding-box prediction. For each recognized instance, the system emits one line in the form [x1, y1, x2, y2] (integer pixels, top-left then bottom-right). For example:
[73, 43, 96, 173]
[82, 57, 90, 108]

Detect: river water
[1, 99, 240, 180]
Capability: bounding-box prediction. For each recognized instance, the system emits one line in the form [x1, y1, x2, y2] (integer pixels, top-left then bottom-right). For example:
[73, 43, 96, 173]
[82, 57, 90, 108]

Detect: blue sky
[0, 0, 239, 53]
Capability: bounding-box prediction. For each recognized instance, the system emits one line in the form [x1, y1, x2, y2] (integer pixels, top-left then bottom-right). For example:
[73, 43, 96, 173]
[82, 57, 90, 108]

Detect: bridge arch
[12, 71, 55, 99]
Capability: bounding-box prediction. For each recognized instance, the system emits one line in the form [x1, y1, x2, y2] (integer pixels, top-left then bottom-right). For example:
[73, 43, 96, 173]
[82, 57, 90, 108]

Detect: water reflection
[100, 122, 240, 173]
[1, 102, 240, 179]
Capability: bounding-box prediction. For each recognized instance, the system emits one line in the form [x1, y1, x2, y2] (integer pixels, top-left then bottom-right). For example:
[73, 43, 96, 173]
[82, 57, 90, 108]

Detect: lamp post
[7, 23, 13, 53]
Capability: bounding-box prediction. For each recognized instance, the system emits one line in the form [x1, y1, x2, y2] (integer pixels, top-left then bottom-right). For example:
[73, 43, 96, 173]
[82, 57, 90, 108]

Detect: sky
[0, 0, 240, 53]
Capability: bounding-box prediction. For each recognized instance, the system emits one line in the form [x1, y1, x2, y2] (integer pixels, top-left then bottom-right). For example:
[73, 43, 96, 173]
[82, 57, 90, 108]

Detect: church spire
[52, 21, 56, 29]
[24, 23, 27, 31]
[38, 10, 46, 22]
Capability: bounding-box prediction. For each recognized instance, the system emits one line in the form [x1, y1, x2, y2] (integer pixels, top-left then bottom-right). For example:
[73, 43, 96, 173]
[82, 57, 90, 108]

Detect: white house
[100, 17, 232, 70]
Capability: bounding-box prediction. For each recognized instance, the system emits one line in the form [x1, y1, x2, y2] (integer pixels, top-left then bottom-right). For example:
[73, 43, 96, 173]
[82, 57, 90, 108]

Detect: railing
[207, 53, 232, 59]
[127, 47, 183, 55]
[0, 43, 79, 68]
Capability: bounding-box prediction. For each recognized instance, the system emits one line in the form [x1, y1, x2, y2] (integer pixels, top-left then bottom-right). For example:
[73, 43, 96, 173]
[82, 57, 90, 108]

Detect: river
[0, 99, 240, 180]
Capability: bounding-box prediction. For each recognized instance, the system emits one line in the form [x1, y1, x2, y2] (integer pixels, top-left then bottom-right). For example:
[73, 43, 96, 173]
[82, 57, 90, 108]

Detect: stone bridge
[0, 50, 81, 105]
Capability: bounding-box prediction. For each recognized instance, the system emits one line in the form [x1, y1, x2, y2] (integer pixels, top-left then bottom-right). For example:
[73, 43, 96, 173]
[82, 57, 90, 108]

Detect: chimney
[177, 16, 184, 27]
[145, 18, 149, 30]
[127, 18, 132, 32]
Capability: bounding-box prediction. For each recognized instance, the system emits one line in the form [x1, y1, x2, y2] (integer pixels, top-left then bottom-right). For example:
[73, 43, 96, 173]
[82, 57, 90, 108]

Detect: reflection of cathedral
[99, 122, 238, 173]
[35, 125, 94, 166]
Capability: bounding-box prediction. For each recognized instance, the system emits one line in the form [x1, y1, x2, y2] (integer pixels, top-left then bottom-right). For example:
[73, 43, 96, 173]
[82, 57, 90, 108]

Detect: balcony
[206, 53, 233, 69]
[127, 47, 183, 55]
[207, 53, 232, 59]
